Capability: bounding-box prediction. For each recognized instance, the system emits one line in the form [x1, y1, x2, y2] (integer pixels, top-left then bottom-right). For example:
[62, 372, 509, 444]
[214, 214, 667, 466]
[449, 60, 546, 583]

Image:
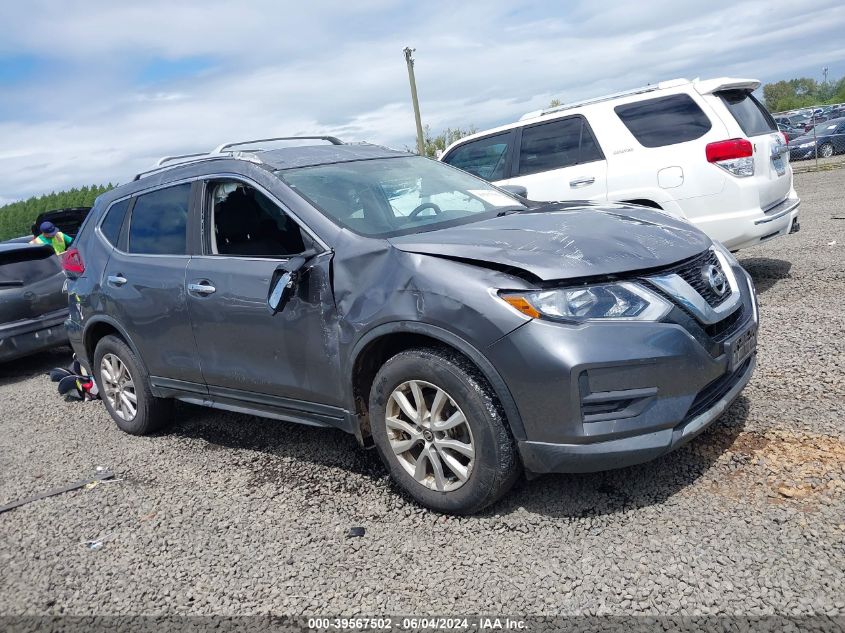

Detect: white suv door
[497, 115, 608, 201]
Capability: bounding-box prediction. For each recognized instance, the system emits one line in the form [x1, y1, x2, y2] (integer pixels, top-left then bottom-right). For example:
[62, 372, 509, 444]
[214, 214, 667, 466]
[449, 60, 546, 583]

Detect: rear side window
[615, 94, 712, 148]
[128, 184, 191, 255]
[517, 116, 603, 176]
[718, 90, 777, 136]
[99, 199, 130, 246]
[442, 132, 511, 180]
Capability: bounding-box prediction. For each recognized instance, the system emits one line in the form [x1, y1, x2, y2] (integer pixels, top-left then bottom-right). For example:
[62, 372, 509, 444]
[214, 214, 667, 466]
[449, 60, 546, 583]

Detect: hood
[389, 202, 711, 282]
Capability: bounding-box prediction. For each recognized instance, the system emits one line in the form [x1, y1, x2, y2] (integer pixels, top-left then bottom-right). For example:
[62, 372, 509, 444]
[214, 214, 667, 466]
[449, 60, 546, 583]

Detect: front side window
[278, 156, 524, 237]
[441, 132, 512, 181]
[615, 94, 712, 148]
[718, 89, 777, 137]
[517, 116, 603, 177]
[127, 183, 190, 255]
[209, 182, 306, 257]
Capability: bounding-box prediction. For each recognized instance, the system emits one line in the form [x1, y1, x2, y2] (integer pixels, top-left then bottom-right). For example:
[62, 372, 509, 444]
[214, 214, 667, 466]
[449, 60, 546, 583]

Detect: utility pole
[403, 47, 425, 156]
[822, 66, 829, 84]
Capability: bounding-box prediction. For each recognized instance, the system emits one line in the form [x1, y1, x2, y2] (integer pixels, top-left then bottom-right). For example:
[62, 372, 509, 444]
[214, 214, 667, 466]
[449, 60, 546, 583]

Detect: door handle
[569, 177, 596, 188]
[107, 274, 127, 286]
[187, 282, 216, 295]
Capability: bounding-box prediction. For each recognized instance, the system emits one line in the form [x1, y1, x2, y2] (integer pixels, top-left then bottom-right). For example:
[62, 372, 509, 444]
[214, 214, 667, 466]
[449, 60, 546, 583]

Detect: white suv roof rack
[133, 135, 344, 181]
[519, 78, 690, 121]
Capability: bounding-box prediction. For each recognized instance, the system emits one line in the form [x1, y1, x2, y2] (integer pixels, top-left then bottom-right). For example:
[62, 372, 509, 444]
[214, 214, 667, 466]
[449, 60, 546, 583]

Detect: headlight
[500, 282, 671, 323]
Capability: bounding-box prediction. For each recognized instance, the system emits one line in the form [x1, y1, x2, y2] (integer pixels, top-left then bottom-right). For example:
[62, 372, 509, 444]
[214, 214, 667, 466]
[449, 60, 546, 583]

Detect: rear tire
[94, 335, 173, 435]
[369, 347, 521, 514]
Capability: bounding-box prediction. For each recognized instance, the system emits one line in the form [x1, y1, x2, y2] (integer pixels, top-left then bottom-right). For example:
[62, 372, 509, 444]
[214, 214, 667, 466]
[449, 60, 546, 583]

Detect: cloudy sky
[1, 0, 844, 204]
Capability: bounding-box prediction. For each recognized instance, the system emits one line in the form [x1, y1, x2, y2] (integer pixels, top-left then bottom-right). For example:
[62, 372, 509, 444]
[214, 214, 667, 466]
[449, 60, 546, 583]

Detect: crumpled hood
[389, 202, 711, 281]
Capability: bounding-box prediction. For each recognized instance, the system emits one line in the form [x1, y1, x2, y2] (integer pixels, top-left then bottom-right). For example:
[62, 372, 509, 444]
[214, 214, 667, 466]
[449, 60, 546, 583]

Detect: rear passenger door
[102, 182, 204, 386]
[498, 115, 608, 201]
[833, 121, 845, 154]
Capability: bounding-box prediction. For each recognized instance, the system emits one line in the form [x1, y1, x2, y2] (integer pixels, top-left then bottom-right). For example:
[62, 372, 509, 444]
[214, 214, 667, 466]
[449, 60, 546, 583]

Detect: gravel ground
[1, 169, 843, 619]
[791, 155, 845, 172]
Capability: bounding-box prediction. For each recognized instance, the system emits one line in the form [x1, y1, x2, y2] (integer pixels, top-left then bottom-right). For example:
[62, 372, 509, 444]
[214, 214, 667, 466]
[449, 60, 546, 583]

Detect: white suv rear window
[718, 90, 777, 137]
[615, 94, 712, 148]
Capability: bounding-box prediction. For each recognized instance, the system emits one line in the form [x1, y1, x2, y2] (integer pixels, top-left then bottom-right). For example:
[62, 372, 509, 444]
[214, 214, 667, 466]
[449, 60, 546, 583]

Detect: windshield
[807, 121, 841, 136]
[277, 156, 525, 237]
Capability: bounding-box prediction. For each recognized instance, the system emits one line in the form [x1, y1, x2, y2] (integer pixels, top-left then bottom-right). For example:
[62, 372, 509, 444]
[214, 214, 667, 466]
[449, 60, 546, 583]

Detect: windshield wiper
[495, 205, 528, 217]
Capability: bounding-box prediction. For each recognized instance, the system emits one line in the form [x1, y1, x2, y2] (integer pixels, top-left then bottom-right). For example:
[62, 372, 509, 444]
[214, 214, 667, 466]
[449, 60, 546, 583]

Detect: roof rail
[213, 135, 343, 154]
[133, 135, 344, 181]
[157, 152, 209, 167]
[520, 78, 690, 120]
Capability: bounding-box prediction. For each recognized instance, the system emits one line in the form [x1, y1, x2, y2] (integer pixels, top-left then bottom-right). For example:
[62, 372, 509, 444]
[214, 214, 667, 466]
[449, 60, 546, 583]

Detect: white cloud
[0, 0, 843, 201]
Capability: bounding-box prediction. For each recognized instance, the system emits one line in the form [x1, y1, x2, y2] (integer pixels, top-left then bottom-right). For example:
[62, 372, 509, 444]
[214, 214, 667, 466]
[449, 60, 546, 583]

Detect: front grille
[661, 249, 731, 308]
[705, 304, 746, 341]
[684, 357, 752, 421]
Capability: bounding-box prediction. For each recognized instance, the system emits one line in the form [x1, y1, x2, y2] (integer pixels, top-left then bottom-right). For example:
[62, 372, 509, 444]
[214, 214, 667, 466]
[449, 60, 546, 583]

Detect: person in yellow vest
[30, 221, 72, 255]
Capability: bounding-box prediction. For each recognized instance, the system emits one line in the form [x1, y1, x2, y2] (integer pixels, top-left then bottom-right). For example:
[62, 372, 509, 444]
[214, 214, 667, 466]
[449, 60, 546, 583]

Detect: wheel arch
[347, 322, 526, 446]
[83, 316, 145, 371]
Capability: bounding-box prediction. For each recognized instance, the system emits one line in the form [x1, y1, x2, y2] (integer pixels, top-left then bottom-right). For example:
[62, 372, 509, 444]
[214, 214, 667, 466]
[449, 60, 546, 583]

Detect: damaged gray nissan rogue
[63, 137, 758, 514]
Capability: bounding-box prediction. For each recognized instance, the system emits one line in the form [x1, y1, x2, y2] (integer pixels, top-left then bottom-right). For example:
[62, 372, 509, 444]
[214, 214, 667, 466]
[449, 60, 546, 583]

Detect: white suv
[440, 77, 800, 251]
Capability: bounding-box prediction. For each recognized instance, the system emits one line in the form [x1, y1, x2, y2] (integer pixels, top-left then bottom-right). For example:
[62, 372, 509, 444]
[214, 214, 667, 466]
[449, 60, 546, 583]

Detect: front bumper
[518, 355, 754, 473]
[0, 309, 69, 363]
[486, 264, 757, 474]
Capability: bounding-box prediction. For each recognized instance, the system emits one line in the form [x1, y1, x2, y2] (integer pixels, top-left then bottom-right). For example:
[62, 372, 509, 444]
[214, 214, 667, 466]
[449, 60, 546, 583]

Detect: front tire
[369, 347, 520, 514]
[94, 335, 173, 435]
[820, 143, 834, 158]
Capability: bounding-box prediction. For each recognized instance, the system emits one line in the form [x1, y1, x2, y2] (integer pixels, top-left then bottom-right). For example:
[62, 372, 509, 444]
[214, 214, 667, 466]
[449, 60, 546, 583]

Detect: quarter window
[615, 94, 712, 148]
[99, 198, 130, 246]
[127, 184, 190, 255]
[442, 133, 512, 181]
[517, 116, 603, 177]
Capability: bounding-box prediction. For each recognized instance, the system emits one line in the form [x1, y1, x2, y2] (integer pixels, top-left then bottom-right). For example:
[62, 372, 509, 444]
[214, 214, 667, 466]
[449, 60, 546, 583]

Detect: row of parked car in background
[0, 75, 802, 512]
[774, 104, 845, 160]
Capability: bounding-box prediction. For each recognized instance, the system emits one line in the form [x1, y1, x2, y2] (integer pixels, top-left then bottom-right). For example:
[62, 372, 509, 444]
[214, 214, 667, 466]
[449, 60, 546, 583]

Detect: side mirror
[268, 271, 295, 313]
[499, 184, 528, 199]
[267, 251, 315, 313]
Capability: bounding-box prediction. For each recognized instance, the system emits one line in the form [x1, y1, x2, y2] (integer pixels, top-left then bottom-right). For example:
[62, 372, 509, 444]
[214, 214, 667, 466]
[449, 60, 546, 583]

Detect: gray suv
[63, 137, 758, 514]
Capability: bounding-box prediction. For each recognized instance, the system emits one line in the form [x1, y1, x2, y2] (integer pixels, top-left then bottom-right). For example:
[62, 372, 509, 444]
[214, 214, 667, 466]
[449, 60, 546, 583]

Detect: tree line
[0, 184, 114, 241]
[763, 76, 845, 113]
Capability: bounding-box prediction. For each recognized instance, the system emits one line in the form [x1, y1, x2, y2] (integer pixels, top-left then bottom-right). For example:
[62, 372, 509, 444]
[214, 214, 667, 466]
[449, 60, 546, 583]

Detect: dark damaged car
[0, 207, 90, 362]
[64, 139, 758, 513]
[0, 242, 70, 362]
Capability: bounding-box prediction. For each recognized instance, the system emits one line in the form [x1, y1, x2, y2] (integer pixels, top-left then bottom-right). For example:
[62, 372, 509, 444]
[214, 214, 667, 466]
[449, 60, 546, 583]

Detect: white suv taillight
[706, 138, 754, 177]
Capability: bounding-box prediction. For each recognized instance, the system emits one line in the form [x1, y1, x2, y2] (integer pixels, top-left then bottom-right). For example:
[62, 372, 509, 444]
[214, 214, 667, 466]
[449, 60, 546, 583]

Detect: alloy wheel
[100, 353, 138, 421]
[820, 144, 834, 158]
[385, 380, 475, 492]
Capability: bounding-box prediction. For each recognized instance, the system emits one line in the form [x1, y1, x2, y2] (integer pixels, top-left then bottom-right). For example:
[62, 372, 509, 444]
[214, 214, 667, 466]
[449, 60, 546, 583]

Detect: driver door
[184, 178, 343, 410]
